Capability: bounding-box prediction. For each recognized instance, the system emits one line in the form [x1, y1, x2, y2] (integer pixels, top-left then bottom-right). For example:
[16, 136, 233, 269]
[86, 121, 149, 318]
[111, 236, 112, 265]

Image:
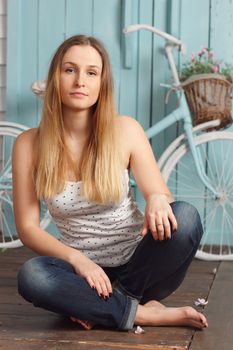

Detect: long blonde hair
[36, 35, 123, 204]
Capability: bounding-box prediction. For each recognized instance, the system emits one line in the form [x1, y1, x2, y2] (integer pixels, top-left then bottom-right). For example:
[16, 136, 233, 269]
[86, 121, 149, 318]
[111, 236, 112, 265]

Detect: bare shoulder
[13, 128, 39, 162]
[15, 127, 38, 142]
[117, 115, 147, 146]
[117, 115, 144, 132]
[14, 128, 38, 148]
[116, 116, 148, 168]
[118, 116, 145, 143]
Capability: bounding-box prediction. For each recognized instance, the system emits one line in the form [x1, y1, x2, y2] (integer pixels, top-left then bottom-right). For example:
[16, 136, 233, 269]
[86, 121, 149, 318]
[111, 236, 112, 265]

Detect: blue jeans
[17, 201, 203, 330]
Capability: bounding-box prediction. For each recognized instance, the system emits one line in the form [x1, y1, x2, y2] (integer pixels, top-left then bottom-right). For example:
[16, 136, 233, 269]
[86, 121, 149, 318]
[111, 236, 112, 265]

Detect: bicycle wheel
[0, 124, 51, 249]
[161, 131, 233, 260]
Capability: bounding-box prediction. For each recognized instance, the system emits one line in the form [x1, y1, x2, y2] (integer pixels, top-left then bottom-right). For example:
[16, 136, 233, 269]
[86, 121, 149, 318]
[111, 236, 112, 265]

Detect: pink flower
[194, 298, 208, 306]
[191, 53, 196, 61]
[134, 326, 145, 334]
[211, 66, 219, 73]
[198, 48, 207, 57]
[208, 50, 214, 58]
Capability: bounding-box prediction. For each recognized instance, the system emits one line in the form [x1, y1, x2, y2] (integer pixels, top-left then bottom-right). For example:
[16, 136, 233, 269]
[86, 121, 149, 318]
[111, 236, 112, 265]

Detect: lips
[70, 91, 88, 97]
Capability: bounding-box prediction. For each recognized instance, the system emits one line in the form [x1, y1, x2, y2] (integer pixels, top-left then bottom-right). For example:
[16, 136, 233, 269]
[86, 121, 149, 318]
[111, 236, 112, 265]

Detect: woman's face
[60, 45, 103, 113]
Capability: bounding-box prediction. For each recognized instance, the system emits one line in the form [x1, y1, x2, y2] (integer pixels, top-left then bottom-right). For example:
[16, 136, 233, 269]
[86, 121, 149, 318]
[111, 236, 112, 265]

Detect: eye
[87, 70, 97, 76]
[65, 67, 76, 74]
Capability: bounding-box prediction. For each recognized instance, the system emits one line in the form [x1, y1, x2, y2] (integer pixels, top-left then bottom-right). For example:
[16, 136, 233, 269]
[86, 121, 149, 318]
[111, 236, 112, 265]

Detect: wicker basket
[182, 73, 233, 130]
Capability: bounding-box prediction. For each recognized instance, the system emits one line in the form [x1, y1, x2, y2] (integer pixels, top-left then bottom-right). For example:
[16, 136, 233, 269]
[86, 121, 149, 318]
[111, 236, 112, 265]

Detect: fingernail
[109, 292, 112, 297]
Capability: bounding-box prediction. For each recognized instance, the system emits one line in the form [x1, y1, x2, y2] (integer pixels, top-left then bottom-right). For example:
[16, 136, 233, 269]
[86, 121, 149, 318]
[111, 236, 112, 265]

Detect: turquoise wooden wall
[6, 0, 233, 158]
[5, 0, 233, 235]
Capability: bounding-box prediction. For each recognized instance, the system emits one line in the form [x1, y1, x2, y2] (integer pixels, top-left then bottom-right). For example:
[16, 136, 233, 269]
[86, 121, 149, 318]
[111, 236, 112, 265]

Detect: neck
[62, 107, 93, 139]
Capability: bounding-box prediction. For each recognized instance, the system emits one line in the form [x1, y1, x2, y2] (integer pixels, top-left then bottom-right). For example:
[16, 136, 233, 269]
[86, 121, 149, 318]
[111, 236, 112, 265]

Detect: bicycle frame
[0, 123, 28, 192]
[123, 24, 219, 198]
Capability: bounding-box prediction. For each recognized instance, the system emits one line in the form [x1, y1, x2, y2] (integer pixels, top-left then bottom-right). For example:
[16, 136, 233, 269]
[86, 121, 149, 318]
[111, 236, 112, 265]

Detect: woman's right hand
[70, 254, 112, 299]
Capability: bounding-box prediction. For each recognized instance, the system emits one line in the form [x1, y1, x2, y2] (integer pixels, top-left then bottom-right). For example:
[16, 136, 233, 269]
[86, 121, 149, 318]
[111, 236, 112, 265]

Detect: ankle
[134, 304, 149, 325]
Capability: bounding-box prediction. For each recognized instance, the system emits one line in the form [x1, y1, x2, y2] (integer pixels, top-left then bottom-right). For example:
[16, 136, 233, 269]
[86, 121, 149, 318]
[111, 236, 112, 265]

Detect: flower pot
[182, 73, 233, 130]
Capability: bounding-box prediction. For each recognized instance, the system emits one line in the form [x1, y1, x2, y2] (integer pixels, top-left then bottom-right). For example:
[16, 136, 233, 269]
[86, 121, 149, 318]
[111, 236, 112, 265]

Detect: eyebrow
[62, 61, 102, 70]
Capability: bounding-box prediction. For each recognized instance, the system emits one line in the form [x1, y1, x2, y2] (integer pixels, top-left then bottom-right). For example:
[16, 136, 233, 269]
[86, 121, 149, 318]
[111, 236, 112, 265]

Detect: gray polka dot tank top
[45, 169, 144, 266]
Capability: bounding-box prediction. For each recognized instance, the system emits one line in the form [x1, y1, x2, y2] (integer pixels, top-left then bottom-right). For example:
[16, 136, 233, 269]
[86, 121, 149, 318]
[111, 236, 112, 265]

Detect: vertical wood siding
[5, 0, 233, 229]
[0, 0, 6, 120]
[210, 0, 233, 65]
[6, 0, 233, 135]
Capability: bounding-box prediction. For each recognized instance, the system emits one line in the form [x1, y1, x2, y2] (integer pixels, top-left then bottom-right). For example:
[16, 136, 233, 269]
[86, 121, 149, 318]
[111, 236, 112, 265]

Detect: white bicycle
[0, 121, 51, 248]
[124, 24, 233, 261]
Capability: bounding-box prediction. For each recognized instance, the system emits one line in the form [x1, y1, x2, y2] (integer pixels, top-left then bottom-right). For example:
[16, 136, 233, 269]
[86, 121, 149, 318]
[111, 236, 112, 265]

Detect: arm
[12, 130, 111, 297]
[119, 116, 177, 240]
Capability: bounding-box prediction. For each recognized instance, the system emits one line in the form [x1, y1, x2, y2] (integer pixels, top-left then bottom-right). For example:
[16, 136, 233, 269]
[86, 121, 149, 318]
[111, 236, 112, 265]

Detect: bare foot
[70, 317, 95, 330]
[143, 300, 165, 309]
[135, 303, 208, 329]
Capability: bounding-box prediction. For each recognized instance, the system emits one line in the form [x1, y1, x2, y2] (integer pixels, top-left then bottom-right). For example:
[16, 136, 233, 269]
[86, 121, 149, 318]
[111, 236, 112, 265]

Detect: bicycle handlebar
[123, 24, 186, 53]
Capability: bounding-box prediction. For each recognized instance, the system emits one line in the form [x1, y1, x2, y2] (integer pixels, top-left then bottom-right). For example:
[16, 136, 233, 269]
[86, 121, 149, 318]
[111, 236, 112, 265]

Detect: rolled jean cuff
[112, 281, 140, 330]
[122, 297, 139, 330]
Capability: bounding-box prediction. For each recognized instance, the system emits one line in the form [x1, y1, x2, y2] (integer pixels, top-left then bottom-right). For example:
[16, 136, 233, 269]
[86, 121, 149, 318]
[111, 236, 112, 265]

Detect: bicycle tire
[0, 123, 51, 249]
[161, 131, 233, 260]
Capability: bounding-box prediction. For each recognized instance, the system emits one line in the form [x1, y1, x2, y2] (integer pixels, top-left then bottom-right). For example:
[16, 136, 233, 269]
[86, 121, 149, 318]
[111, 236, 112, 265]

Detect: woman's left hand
[141, 194, 177, 240]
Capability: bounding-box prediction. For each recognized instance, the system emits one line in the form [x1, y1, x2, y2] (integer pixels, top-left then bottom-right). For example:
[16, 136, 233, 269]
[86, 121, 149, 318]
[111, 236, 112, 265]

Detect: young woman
[13, 35, 208, 331]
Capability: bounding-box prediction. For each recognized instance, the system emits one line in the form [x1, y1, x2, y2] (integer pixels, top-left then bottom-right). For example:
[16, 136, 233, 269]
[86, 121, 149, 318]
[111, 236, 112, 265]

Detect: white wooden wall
[0, 0, 6, 120]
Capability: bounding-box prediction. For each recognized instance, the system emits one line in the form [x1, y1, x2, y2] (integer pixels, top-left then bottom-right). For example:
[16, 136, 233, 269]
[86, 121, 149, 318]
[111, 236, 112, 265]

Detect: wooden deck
[1, 247, 233, 350]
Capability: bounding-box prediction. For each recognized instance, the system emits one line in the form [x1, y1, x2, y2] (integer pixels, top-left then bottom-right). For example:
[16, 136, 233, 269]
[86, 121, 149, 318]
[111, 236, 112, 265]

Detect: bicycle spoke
[0, 161, 12, 182]
[2, 210, 14, 242]
[199, 142, 219, 186]
[0, 126, 27, 248]
[168, 170, 214, 199]
[222, 207, 233, 254]
[200, 204, 218, 252]
[220, 140, 233, 190]
[0, 207, 4, 243]
[162, 132, 233, 260]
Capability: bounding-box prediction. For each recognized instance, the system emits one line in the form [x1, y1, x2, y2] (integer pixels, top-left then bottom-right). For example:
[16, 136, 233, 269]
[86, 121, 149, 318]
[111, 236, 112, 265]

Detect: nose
[75, 72, 85, 87]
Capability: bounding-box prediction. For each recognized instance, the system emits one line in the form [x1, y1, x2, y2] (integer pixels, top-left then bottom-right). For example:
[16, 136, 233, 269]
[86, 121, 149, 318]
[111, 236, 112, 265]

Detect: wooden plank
[0, 14, 6, 38]
[137, 0, 153, 130]
[210, 0, 233, 62]
[66, 0, 93, 37]
[92, 0, 121, 105]
[0, 339, 189, 350]
[0, 247, 217, 350]
[6, 0, 22, 123]
[36, 0, 66, 125]
[134, 0, 154, 210]
[179, 0, 210, 59]
[210, 0, 233, 133]
[0, 300, 192, 348]
[190, 261, 233, 350]
[38, 0, 66, 78]
[119, 0, 138, 118]
[17, 0, 38, 127]
[151, 0, 169, 159]
[0, 310, 192, 349]
[0, 0, 7, 15]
